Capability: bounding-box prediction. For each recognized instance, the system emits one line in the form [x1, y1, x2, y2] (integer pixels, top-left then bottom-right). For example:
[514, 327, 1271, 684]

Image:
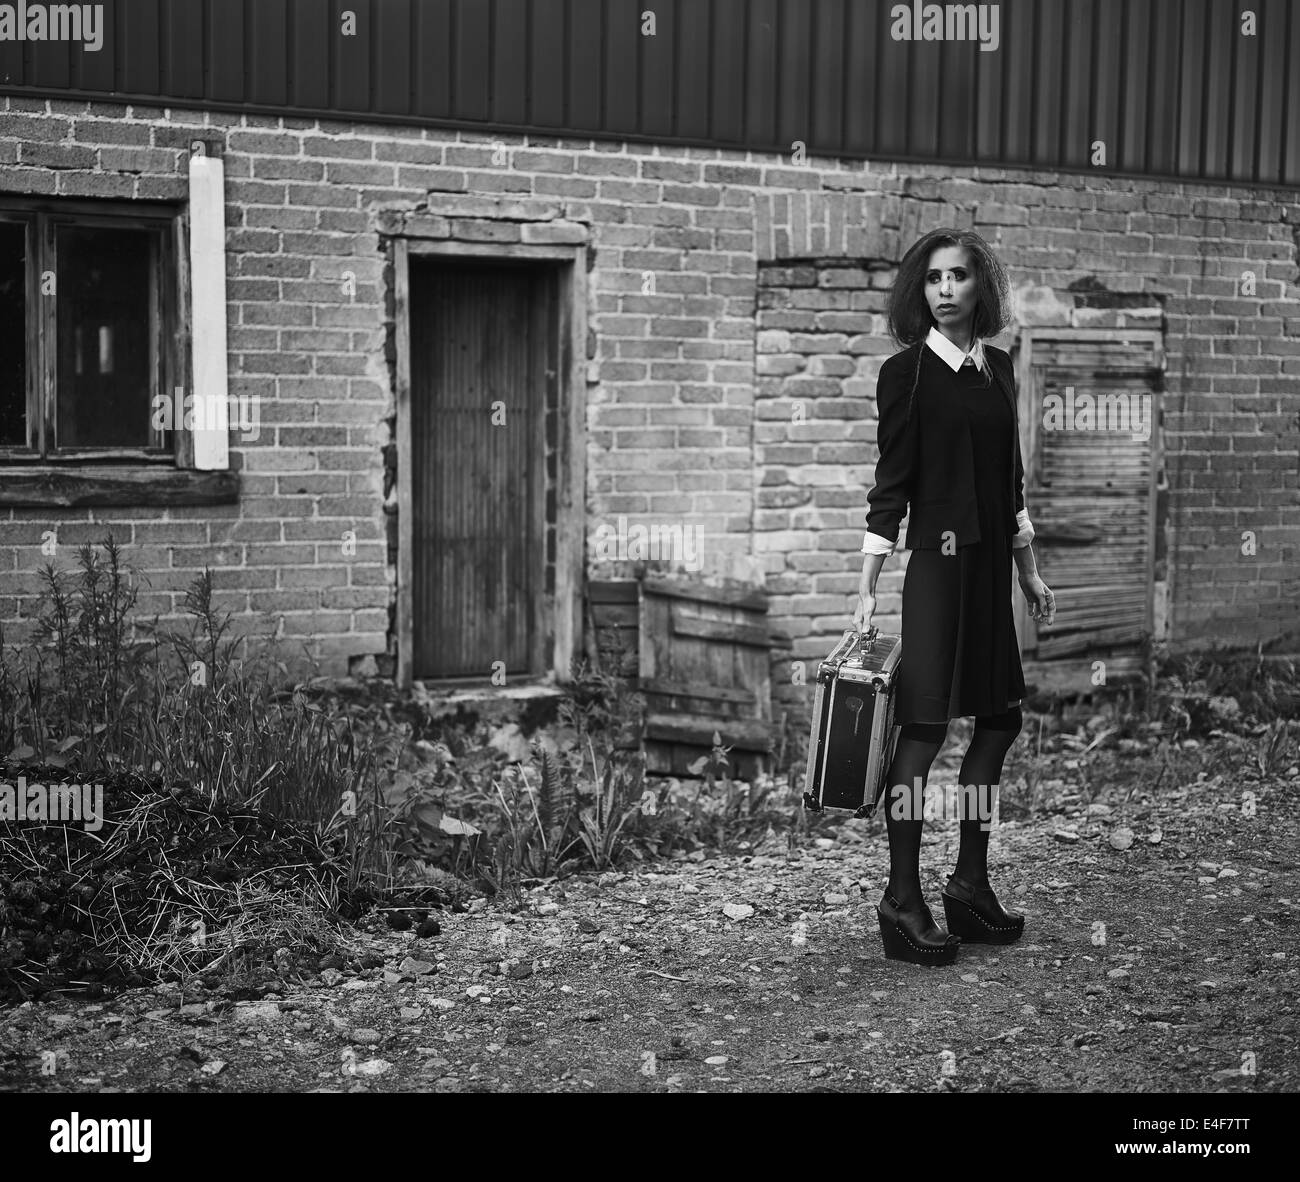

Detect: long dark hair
[886, 228, 1012, 422]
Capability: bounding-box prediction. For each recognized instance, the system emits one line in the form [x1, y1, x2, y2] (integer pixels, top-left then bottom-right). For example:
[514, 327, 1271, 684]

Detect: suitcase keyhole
[845, 696, 864, 735]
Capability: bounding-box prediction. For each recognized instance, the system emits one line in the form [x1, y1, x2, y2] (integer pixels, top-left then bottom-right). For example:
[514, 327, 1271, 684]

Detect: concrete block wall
[0, 96, 1296, 689]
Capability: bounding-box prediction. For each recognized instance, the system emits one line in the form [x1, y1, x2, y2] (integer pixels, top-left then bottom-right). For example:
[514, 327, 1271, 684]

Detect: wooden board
[640, 573, 772, 777]
[587, 573, 774, 778]
[1017, 328, 1162, 671]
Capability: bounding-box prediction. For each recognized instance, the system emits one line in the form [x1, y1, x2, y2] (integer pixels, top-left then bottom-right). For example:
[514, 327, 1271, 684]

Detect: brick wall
[0, 97, 1296, 690]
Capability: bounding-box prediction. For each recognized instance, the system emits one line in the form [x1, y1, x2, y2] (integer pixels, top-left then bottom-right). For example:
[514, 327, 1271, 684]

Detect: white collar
[925, 325, 986, 373]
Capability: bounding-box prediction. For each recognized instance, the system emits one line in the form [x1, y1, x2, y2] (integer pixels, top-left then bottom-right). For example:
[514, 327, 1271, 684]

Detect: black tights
[882, 707, 1022, 909]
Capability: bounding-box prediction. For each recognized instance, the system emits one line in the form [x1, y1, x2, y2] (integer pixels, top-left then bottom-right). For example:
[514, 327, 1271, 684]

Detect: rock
[200, 1060, 226, 1076]
[814, 838, 835, 849]
[722, 903, 754, 921]
[705, 1055, 728, 1065]
[577, 918, 601, 934]
[823, 893, 849, 905]
[1107, 968, 1130, 979]
[809, 1065, 827, 1078]
[1217, 867, 1239, 878]
[400, 1007, 424, 1020]
[433, 1077, 463, 1092]
[578, 1009, 606, 1022]
[319, 969, 343, 987]
[353, 1058, 392, 1077]
[1147, 829, 1163, 845]
[351, 1028, 383, 1045]
[1053, 829, 1080, 843]
[399, 957, 437, 976]
[231, 1001, 282, 1024]
[680, 884, 700, 895]
[465, 984, 488, 998]
[507, 963, 534, 980]
[1108, 827, 1135, 851]
[382, 970, 403, 985]
[428, 998, 456, 1011]
[537, 902, 560, 916]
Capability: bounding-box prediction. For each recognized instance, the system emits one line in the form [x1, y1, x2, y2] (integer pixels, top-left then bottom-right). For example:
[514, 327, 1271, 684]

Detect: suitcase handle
[853, 625, 879, 655]
[828, 625, 880, 666]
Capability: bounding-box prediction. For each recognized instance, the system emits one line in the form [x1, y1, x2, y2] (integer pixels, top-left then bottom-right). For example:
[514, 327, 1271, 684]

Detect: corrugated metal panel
[0, 0, 1295, 187]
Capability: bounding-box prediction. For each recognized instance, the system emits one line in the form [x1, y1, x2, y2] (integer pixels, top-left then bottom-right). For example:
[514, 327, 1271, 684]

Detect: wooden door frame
[393, 238, 587, 689]
[1013, 325, 1164, 661]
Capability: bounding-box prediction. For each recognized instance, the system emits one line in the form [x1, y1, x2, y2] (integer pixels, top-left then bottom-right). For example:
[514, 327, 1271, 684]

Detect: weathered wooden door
[408, 260, 556, 680]
[1015, 328, 1164, 682]
[586, 571, 773, 777]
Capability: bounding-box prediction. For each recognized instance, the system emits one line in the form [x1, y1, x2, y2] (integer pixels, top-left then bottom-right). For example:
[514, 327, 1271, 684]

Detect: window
[0, 199, 179, 462]
[0, 194, 235, 507]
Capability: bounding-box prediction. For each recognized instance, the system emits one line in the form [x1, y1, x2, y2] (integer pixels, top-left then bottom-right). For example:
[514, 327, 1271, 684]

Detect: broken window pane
[0, 221, 25, 448]
[55, 224, 157, 449]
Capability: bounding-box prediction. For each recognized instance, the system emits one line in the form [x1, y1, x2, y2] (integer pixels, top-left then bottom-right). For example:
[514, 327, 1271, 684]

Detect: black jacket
[865, 341, 1026, 551]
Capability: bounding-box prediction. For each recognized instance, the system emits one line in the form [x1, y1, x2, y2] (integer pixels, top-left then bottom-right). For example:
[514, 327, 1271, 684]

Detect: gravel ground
[3, 746, 1295, 1095]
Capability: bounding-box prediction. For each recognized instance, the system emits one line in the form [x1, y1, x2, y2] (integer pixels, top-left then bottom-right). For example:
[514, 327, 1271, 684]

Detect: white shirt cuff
[861, 530, 896, 556]
[1012, 509, 1035, 550]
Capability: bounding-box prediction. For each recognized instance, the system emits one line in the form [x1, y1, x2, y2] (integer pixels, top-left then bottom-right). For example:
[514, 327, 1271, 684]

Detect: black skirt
[896, 542, 1026, 725]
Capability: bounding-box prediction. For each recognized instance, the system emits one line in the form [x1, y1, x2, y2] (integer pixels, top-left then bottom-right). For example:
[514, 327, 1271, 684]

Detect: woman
[854, 228, 1056, 966]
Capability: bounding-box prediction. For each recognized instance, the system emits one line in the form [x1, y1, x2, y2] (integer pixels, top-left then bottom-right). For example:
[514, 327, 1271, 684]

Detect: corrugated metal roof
[0, 0, 1295, 187]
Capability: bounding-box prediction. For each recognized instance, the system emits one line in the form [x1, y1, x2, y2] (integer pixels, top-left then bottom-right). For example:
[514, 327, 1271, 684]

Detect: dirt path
[3, 763, 1295, 1094]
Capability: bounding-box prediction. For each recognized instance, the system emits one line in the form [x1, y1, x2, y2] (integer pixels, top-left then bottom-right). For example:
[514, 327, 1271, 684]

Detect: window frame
[0, 195, 185, 465]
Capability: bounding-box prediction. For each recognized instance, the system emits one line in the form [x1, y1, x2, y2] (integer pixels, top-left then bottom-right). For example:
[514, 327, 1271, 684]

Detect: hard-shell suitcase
[803, 626, 902, 817]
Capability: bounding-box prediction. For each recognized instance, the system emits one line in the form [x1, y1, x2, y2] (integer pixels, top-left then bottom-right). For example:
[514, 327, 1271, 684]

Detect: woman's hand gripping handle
[853, 552, 888, 634]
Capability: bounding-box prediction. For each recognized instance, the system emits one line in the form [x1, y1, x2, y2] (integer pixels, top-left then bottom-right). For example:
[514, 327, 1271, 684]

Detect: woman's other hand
[1018, 573, 1055, 625]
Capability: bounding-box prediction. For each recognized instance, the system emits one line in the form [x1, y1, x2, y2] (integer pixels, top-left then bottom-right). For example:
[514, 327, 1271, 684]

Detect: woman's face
[924, 245, 978, 339]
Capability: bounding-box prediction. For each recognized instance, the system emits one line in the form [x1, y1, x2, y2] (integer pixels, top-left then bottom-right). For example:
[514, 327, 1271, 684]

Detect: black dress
[896, 355, 1027, 725]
